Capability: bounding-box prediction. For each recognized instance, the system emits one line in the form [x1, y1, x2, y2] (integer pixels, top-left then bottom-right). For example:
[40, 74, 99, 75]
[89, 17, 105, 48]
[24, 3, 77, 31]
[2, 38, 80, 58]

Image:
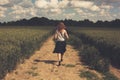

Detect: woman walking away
[53, 22, 69, 66]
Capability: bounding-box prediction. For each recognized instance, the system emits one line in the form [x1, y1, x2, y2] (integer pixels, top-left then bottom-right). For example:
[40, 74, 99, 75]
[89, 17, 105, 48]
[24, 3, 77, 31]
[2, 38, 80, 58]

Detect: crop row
[68, 31, 118, 80]
[67, 33, 109, 73]
[71, 29, 120, 68]
[0, 28, 53, 79]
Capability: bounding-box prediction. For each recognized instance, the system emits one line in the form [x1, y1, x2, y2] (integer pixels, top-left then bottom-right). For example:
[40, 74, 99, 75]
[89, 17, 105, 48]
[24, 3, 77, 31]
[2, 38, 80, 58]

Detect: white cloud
[35, 0, 48, 8]
[10, 5, 37, 18]
[0, 11, 6, 18]
[59, 0, 69, 8]
[0, 0, 9, 5]
[75, 8, 96, 17]
[0, 6, 7, 11]
[70, 1, 93, 8]
[14, 15, 21, 19]
[1, 0, 24, 7]
[0, 6, 7, 18]
[35, 0, 69, 9]
[70, 1, 100, 12]
[29, 8, 37, 16]
[50, 8, 62, 14]
[91, 5, 100, 11]
[63, 13, 75, 19]
[100, 9, 106, 16]
[74, 8, 84, 14]
[99, 9, 111, 17]
[98, 4, 113, 18]
[49, 0, 59, 8]
[100, 4, 113, 10]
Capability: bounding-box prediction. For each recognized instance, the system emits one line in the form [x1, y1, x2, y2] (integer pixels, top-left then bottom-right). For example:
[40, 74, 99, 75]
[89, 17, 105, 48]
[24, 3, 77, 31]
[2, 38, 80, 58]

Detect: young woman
[53, 22, 69, 66]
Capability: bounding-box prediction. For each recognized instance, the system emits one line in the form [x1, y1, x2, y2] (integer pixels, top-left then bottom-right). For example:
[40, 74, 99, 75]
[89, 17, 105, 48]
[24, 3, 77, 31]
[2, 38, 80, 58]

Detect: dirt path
[4, 37, 101, 80]
[110, 65, 120, 79]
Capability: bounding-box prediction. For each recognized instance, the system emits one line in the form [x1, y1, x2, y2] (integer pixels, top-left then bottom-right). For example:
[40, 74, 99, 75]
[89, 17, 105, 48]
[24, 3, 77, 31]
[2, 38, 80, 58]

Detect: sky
[0, 0, 120, 22]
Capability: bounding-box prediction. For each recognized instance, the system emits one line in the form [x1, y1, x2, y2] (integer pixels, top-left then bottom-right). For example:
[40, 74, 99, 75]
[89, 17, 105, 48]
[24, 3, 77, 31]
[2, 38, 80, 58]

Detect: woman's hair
[57, 22, 66, 31]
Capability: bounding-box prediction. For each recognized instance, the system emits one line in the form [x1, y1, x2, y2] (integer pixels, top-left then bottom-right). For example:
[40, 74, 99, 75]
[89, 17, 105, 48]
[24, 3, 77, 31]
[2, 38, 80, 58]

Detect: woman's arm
[53, 30, 58, 40]
[64, 30, 69, 39]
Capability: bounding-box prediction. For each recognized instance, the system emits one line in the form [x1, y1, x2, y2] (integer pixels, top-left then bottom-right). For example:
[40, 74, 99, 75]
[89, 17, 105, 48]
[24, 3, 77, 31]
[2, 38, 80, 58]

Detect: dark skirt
[53, 41, 66, 54]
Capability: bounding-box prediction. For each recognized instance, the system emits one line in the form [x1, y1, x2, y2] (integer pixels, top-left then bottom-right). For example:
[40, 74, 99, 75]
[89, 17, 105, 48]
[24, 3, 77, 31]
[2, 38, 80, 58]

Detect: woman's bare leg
[57, 53, 61, 61]
[57, 53, 62, 66]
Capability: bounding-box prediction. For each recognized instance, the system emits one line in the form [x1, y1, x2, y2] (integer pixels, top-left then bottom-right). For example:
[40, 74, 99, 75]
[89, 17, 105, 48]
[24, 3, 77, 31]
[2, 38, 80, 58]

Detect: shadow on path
[34, 59, 57, 65]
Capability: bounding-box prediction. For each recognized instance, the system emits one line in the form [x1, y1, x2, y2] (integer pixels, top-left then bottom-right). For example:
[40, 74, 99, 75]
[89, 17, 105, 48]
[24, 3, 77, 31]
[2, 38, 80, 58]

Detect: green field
[0, 26, 120, 79]
[0, 27, 53, 79]
[69, 27, 120, 69]
[68, 27, 120, 79]
[70, 27, 120, 45]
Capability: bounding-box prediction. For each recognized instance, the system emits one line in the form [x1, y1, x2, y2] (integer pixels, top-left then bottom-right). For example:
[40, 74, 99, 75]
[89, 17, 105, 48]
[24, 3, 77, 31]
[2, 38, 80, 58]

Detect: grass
[0, 27, 53, 79]
[25, 71, 39, 76]
[80, 70, 101, 80]
[31, 66, 38, 70]
[69, 27, 119, 80]
[103, 72, 119, 80]
[71, 27, 120, 48]
[65, 64, 76, 67]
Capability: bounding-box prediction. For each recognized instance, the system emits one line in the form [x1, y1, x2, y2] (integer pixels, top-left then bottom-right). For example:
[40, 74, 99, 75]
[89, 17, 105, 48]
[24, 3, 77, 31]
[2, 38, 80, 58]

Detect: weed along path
[4, 36, 101, 80]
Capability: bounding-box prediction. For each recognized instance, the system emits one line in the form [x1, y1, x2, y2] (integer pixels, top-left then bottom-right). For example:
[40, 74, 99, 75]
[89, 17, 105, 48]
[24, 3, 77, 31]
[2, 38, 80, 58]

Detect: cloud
[49, 0, 59, 8]
[9, 0, 23, 4]
[0, 6, 7, 11]
[70, 1, 100, 11]
[35, 0, 48, 8]
[0, 0, 9, 5]
[99, 9, 110, 16]
[91, 5, 100, 11]
[100, 4, 113, 9]
[75, 8, 96, 18]
[14, 15, 21, 19]
[9, 5, 37, 19]
[0, 0, 24, 7]
[74, 8, 84, 14]
[35, 0, 69, 9]
[0, 6, 7, 18]
[63, 13, 75, 19]
[19, 0, 33, 8]
[70, 1, 93, 8]
[0, 0, 119, 22]
[50, 8, 62, 14]
[58, 0, 69, 8]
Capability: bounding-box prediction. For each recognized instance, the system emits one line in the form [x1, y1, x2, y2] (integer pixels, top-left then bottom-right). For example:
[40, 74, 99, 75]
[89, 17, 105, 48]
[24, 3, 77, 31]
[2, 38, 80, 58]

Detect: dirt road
[4, 37, 104, 80]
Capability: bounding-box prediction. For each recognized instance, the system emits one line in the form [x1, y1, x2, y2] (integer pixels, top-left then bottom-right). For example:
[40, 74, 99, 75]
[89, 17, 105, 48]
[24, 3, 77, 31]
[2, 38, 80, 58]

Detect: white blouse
[55, 30, 65, 41]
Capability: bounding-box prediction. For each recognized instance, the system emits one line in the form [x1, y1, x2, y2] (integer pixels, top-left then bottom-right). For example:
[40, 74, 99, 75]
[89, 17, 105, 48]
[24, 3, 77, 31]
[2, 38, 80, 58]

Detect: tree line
[0, 17, 120, 27]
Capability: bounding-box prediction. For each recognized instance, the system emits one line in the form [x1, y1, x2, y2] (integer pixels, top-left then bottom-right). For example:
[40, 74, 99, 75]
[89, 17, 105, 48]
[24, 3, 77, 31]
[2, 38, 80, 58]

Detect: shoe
[57, 61, 61, 66]
[61, 59, 63, 62]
